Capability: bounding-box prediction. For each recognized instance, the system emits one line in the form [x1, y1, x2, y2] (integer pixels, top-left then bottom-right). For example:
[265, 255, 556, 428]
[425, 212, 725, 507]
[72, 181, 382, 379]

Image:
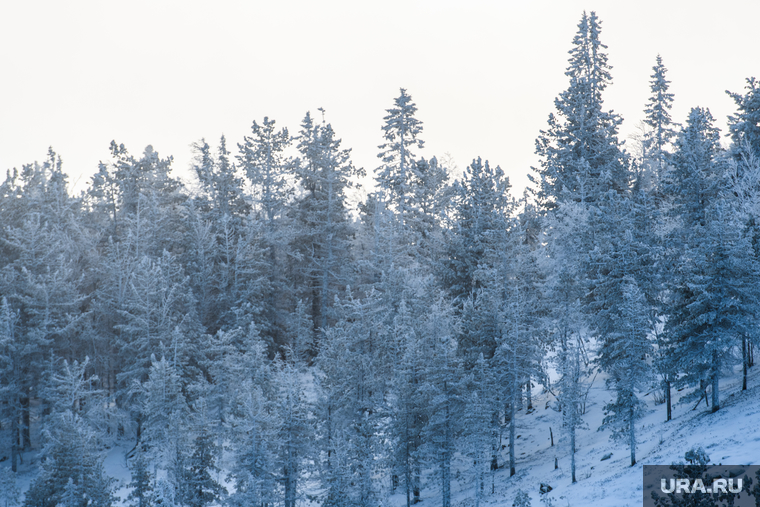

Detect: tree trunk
[11, 405, 18, 472]
[665, 377, 672, 422]
[526, 379, 533, 411]
[570, 425, 576, 483]
[509, 399, 516, 476]
[629, 404, 636, 466]
[441, 423, 450, 507]
[711, 351, 720, 412]
[412, 465, 421, 504]
[404, 419, 411, 507]
[743, 336, 748, 391]
[21, 396, 30, 449]
[750, 342, 754, 367]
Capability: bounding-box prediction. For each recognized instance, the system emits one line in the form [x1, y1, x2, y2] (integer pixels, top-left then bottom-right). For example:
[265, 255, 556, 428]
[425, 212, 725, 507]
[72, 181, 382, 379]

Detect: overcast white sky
[1, 1, 758, 199]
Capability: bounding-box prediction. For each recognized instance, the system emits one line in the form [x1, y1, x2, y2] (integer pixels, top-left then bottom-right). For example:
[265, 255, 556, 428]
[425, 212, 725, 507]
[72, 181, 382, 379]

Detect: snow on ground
[5, 363, 759, 507]
[404, 362, 760, 507]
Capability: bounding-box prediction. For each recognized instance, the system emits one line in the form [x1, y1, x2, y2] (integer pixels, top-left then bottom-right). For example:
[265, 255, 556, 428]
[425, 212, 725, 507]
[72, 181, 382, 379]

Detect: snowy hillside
[3, 8, 760, 507]
[400, 363, 760, 507]
[7, 359, 757, 507]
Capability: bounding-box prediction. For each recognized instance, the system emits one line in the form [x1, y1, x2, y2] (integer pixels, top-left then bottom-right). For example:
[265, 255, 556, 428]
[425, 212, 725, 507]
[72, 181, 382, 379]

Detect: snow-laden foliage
[2, 10, 760, 507]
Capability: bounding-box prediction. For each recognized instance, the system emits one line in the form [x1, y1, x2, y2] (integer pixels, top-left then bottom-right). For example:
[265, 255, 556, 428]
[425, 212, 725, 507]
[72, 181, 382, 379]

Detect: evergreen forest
[1, 10, 760, 507]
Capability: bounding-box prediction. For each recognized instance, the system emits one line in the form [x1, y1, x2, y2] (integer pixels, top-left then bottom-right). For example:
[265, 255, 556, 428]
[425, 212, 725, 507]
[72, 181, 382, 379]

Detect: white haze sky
[1, 0, 758, 199]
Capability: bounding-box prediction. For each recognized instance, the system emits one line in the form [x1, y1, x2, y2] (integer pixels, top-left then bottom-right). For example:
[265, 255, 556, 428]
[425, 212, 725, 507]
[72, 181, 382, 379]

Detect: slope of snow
[5, 363, 759, 507]
[417, 363, 760, 507]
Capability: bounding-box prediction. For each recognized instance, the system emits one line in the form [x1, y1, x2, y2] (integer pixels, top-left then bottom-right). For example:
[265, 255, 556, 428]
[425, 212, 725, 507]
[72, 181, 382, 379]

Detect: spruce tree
[387, 297, 432, 507]
[237, 117, 293, 350]
[540, 201, 592, 484]
[184, 427, 226, 507]
[597, 276, 652, 466]
[126, 444, 153, 507]
[315, 290, 390, 506]
[0, 152, 89, 470]
[440, 157, 513, 309]
[376, 88, 425, 222]
[137, 354, 190, 495]
[25, 358, 115, 507]
[226, 327, 279, 507]
[290, 112, 362, 345]
[727, 77, 760, 158]
[187, 136, 250, 334]
[418, 298, 463, 507]
[662, 107, 758, 412]
[462, 354, 498, 507]
[532, 11, 630, 209]
[0, 463, 21, 507]
[273, 357, 311, 507]
[643, 55, 677, 186]
[192, 135, 249, 225]
[88, 142, 184, 242]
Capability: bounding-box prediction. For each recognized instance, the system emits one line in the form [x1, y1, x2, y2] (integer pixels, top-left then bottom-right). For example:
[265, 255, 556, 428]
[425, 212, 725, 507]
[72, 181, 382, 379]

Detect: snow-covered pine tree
[662, 107, 722, 233]
[226, 326, 279, 507]
[661, 107, 748, 413]
[540, 201, 593, 484]
[418, 297, 463, 507]
[228, 380, 280, 507]
[112, 251, 201, 427]
[376, 88, 425, 224]
[727, 77, 760, 159]
[657, 108, 723, 418]
[185, 135, 252, 335]
[387, 292, 452, 507]
[184, 423, 226, 507]
[725, 141, 760, 390]
[459, 353, 498, 507]
[491, 250, 544, 477]
[371, 89, 450, 288]
[25, 357, 115, 507]
[596, 276, 652, 466]
[0, 466, 20, 507]
[532, 11, 630, 210]
[238, 117, 292, 227]
[440, 157, 513, 310]
[207, 213, 270, 335]
[183, 203, 219, 333]
[192, 135, 250, 226]
[0, 153, 90, 469]
[408, 156, 452, 266]
[667, 200, 757, 412]
[469, 192, 547, 479]
[24, 413, 115, 507]
[314, 289, 389, 506]
[643, 55, 677, 186]
[88, 142, 184, 244]
[290, 112, 362, 346]
[587, 188, 657, 465]
[725, 87, 760, 389]
[237, 116, 293, 350]
[285, 299, 314, 364]
[273, 356, 312, 507]
[126, 443, 153, 507]
[136, 354, 190, 498]
[0, 298, 22, 472]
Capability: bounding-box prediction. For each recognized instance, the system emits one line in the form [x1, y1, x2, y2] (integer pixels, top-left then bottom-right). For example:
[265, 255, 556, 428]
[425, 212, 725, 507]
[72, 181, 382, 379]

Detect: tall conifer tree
[532, 11, 630, 209]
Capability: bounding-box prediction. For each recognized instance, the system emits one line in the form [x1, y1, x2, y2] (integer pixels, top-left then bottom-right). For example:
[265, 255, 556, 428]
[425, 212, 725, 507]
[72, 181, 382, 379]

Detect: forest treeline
[1, 10, 759, 507]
